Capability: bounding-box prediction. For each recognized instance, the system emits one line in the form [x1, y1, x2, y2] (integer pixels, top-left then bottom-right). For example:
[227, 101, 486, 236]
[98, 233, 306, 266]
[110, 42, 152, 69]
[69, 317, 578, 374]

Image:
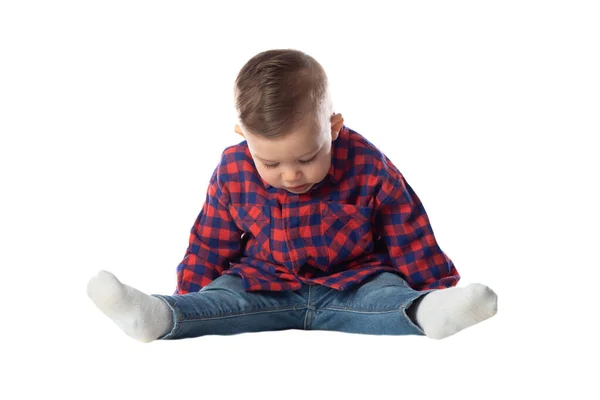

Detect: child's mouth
[286, 184, 311, 192]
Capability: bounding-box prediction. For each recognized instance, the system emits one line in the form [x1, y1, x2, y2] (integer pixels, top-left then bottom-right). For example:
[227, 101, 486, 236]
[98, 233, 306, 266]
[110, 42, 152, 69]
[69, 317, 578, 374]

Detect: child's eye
[263, 163, 279, 169]
[299, 156, 317, 165]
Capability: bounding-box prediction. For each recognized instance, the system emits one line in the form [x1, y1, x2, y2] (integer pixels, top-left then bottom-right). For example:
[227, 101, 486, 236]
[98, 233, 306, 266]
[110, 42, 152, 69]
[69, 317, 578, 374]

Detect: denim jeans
[152, 271, 432, 339]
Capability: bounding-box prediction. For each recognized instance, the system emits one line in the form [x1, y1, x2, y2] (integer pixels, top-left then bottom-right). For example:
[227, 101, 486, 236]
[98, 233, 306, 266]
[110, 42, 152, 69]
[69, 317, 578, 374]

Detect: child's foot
[86, 270, 173, 342]
[410, 283, 498, 339]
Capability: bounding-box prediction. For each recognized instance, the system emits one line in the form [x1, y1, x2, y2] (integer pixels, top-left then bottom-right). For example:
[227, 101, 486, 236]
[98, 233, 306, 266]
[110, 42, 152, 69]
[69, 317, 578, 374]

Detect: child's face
[240, 112, 343, 194]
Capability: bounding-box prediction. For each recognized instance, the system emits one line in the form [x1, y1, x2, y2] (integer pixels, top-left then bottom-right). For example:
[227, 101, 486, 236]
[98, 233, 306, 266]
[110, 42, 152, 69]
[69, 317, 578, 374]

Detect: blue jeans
[152, 271, 432, 339]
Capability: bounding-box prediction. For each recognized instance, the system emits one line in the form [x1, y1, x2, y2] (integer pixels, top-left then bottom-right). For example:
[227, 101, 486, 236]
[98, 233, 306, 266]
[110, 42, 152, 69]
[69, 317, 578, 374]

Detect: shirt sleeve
[174, 167, 243, 295]
[374, 165, 460, 291]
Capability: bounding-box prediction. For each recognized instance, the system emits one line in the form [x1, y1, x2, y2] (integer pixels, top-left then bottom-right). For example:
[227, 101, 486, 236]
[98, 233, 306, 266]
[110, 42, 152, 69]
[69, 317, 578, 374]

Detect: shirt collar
[327, 124, 349, 185]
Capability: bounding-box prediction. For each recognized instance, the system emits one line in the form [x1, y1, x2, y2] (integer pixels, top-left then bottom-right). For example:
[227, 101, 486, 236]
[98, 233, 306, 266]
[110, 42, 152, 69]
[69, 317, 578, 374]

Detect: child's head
[234, 49, 344, 194]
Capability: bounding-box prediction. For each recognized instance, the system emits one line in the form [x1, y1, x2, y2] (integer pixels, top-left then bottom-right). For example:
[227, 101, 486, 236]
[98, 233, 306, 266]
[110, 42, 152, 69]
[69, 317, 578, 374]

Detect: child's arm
[174, 167, 243, 294]
[375, 171, 460, 291]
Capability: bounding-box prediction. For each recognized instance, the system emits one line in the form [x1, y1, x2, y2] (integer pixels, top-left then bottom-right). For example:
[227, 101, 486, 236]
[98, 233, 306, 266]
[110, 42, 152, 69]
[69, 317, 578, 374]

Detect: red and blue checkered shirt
[174, 125, 460, 294]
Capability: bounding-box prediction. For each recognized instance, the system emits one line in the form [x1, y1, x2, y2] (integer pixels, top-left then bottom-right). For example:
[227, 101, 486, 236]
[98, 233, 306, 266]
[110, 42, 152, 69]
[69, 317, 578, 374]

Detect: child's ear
[330, 113, 344, 140]
[234, 124, 244, 137]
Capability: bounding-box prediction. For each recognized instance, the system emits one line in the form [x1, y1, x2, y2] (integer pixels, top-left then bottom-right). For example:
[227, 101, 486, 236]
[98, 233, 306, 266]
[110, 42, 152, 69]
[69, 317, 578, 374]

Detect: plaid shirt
[174, 125, 460, 294]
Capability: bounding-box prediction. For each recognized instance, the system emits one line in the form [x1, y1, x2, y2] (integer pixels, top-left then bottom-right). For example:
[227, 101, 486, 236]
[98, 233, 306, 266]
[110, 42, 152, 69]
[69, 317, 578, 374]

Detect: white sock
[86, 270, 173, 343]
[410, 283, 498, 339]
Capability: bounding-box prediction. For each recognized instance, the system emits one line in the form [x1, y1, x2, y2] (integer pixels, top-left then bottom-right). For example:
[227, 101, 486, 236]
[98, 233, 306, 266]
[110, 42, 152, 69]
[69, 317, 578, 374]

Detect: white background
[1, 1, 598, 399]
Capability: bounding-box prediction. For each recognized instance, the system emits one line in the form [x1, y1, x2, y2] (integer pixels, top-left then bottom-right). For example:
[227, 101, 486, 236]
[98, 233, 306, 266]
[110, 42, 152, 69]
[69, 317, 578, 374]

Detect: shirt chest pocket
[321, 202, 374, 265]
[229, 204, 271, 256]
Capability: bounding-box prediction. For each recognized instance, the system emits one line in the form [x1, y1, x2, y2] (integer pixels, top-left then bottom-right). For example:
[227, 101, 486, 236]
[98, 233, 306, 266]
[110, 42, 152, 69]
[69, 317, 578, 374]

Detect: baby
[87, 49, 497, 342]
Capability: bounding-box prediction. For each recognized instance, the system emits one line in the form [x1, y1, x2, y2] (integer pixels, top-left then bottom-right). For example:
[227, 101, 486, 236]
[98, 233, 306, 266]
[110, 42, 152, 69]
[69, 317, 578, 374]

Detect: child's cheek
[266, 170, 279, 186]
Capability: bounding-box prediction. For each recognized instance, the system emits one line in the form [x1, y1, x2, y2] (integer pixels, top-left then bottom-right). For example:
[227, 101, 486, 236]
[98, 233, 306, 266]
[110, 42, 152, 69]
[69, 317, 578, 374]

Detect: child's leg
[87, 270, 309, 342]
[309, 272, 497, 339]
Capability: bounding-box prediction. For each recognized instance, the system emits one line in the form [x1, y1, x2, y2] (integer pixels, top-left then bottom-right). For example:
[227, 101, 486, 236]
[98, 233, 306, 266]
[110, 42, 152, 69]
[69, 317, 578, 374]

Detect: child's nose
[282, 169, 301, 182]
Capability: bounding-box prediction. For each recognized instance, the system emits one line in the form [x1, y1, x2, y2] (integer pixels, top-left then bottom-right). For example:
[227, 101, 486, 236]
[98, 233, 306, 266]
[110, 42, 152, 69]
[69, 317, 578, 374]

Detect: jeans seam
[180, 306, 305, 322]
[320, 306, 402, 315]
[304, 285, 313, 330]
